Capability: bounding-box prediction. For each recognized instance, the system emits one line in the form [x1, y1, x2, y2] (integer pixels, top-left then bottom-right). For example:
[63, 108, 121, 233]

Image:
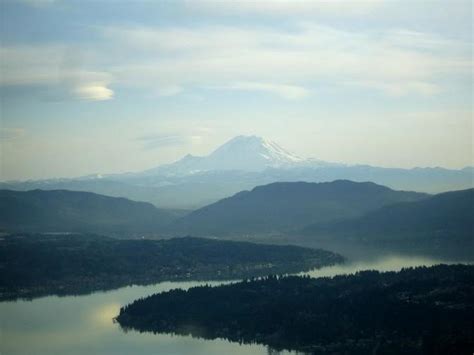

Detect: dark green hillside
[0, 234, 342, 300]
[172, 180, 427, 236]
[117, 264, 474, 354]
[0, 189, 182, 235]
[300, 188, 473, 245]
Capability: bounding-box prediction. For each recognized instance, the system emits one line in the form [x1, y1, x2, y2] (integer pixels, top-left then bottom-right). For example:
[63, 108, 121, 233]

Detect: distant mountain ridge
[2, 183, 471, 256]
[300, 188, 474, 243]
[1, 135, 472, 209]
[170, 180, 428, 236]
[0, 189, 182, 235]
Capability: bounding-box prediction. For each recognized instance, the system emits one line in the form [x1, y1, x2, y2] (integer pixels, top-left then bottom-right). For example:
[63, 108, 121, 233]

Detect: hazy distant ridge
[0, 189, 181, 235]
[1, 136, 472, 209]
[300, 188, 474, 242]
[171, 180, 428, 236]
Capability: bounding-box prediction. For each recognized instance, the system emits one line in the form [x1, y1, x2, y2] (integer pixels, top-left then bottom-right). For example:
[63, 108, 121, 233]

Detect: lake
[0, 254, 466, 355]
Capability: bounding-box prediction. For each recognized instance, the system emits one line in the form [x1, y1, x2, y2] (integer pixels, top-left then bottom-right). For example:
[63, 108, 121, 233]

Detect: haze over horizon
[1, 0, 473, 180]
[2, 134, 473, 182]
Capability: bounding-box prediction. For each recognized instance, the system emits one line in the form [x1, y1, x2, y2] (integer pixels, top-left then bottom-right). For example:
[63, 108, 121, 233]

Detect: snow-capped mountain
[142, 135, 319, 176]
[206, 135, 305, 170]
[2, 134, 472, 209]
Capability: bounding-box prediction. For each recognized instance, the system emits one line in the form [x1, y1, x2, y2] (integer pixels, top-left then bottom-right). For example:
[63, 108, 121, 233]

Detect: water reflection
[0, 280, 296, 355]
[299, 254, 464, 278]
[0, 254, 465, 355]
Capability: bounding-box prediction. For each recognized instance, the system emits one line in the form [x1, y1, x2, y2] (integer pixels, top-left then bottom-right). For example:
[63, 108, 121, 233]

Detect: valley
[1, 136, 472, 355]
[2, 1, 473, 353]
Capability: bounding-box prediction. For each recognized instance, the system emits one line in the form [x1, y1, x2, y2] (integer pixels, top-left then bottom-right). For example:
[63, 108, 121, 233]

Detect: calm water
[0, 254, 465, 355]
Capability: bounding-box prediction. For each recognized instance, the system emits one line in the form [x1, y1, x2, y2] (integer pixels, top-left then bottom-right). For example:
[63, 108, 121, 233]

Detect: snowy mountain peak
[210, 135, 304, 165]
[143, 135, 325, 177]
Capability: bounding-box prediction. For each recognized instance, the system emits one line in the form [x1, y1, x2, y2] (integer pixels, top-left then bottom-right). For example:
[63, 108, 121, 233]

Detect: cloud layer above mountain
[0, 0, 472, 180]
[2, 20, 471, 101]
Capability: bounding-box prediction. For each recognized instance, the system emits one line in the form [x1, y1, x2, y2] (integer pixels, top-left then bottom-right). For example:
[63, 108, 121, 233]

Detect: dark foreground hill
[0, 234, 342, 300]
[0, 189, 184, 235]
[172, 180, 427, 236]
[117, 264, 474, 355]
[300, 188, 474, 247]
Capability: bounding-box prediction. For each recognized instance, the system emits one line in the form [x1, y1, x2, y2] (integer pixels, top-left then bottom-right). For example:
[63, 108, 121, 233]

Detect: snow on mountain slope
[206, 135, 304, 170]
[142, 135, 318, 176]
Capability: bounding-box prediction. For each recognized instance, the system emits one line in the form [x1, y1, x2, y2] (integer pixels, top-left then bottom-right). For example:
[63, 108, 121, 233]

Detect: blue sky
[0, 0, 472, 180]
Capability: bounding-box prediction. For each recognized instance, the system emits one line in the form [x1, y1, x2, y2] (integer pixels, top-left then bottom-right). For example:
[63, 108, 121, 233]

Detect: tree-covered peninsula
[117, 264, 474, 355]
[0, 234, 342, 300]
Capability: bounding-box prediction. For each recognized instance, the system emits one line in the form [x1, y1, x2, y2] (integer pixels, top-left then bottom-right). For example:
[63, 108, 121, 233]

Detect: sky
[0, 0, 472, 180]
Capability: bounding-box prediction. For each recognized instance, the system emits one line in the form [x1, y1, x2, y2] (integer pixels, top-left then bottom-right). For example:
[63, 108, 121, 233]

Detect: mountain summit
[4, 135, 471, 210]
[144, 135, 310, 176]
[207, 135, 304, 170]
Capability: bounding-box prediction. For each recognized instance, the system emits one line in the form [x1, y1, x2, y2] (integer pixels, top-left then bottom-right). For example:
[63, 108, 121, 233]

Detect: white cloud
[101, 23, 470, 97]
[1, 22, 471, 100]
[0, 45, 113, 101]
[73, 83, 114, 101]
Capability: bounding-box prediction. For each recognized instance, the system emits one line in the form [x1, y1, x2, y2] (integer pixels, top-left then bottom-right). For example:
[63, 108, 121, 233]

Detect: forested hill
[171, 180, 427, 236]
[0, 189, 183, 235]
[300, 188, 474, 244]
[0, 234, 342, 300]
[117, 264, 474, 354]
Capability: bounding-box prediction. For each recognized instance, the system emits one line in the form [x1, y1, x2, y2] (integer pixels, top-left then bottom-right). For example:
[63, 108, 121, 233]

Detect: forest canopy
[117, 264, 474, 355]
[0, 233, 342, 300]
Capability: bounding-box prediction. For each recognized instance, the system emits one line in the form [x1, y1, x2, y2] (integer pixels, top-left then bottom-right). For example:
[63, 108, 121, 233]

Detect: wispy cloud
[1, 22, 471, 100]
[213, 82, 309, 100]
[153, 85, 184, 97]
[184, 0, 384, 17]
[101, 23, 471, 98]
[134, 125, 216, 151]
[0, 45, 113, 101]
[135, 134, 188, 150]
[74, 83, 114, 101]
[345, 80, 441, 97]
